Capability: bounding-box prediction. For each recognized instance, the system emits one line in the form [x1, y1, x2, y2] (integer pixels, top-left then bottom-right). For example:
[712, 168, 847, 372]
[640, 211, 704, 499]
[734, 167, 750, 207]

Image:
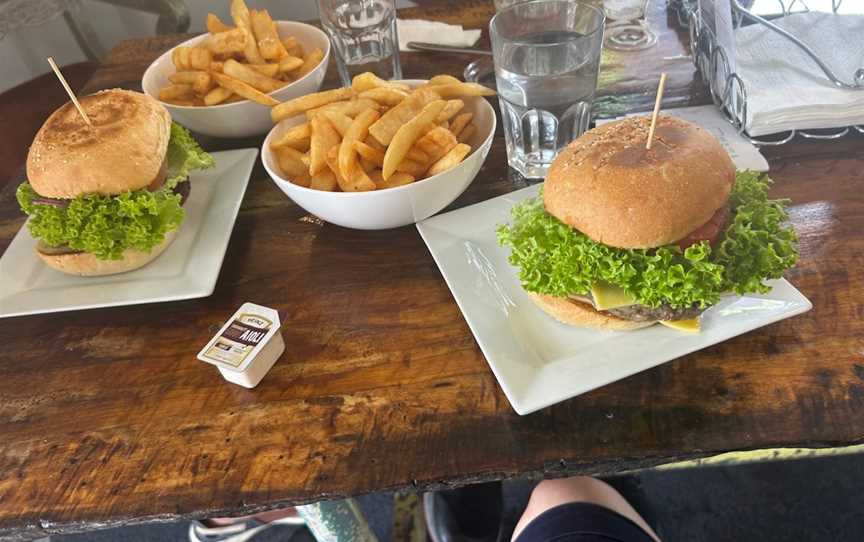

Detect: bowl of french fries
[262, 74, 496, 230]
[142, 0, 329, 138]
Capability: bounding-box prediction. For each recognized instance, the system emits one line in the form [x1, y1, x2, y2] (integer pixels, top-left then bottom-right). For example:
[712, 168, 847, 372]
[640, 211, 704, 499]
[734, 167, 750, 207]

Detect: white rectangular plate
[0, 149, 258, 318]
[417, 184, 812, 415]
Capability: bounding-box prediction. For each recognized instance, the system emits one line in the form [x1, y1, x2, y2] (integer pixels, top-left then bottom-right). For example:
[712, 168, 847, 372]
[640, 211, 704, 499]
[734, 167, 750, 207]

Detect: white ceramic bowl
[262, 81, 497, 230]
[142, 21, 330, 138]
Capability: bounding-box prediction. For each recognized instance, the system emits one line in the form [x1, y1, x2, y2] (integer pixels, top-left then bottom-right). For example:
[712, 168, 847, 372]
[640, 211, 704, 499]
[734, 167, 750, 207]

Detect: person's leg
[512, 477, 661, 542]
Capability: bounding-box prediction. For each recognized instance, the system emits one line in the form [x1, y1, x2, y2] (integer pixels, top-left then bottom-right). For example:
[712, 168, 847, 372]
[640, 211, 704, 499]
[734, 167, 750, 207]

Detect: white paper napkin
[735, 12, 864, 136]
[396, 19, 482, 52]
[596, 106, 769, 172]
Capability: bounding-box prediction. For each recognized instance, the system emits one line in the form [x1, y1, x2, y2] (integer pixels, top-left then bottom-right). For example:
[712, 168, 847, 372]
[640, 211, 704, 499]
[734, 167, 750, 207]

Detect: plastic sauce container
[197, 303, 285, 388]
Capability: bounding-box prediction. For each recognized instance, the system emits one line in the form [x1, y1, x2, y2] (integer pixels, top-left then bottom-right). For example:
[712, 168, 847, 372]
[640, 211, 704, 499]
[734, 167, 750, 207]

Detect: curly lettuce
[497, 171, 798, 309]
[16, 123, 213, 260]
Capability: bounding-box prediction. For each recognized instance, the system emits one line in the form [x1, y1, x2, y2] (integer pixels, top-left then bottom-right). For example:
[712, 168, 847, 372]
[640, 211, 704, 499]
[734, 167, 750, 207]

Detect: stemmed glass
[602, 0, 658, 51]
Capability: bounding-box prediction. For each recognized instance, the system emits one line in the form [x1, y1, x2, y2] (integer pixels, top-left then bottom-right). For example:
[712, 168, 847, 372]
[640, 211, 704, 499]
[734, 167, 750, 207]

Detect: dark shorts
[515, 502, 656, 542]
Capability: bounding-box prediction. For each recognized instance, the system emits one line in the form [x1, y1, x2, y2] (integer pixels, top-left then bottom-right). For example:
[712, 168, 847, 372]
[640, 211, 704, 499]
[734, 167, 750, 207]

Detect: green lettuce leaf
[166, 122, 215, 188]
[497, 171, 798, 308]
[16, 122, 213, 260]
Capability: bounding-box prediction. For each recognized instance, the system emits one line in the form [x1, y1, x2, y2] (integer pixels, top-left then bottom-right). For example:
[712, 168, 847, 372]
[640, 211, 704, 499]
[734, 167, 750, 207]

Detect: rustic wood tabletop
[1, 1, 862, 539]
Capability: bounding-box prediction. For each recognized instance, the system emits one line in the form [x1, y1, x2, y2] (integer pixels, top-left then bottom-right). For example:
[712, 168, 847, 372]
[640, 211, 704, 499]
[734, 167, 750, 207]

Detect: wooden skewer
[47, 57, 92, 126]
[646, 72, 667, 150]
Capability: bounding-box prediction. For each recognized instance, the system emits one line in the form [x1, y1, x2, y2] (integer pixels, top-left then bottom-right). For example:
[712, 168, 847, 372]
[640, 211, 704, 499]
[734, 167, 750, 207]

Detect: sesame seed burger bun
[26, 89, 172, 199]
[543, 115, 735, 249]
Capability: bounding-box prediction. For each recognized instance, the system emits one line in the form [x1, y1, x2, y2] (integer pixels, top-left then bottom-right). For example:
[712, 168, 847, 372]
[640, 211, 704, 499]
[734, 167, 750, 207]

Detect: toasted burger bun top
[27, 89, 172, 199]
[544, 116, 735, 249]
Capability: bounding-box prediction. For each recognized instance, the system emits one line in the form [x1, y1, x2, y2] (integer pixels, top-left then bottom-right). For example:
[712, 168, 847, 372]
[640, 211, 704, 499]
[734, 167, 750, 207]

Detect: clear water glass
[602, 0, 657, 51]
[317, 0, 402, 86]
[490, 1, 605, 179]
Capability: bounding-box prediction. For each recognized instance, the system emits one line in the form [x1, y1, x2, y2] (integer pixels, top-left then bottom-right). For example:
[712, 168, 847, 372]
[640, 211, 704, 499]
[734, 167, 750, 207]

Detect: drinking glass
[317, 0, 402, 86]
[602, 0, 658, 51]
[490, 0, 605, 179]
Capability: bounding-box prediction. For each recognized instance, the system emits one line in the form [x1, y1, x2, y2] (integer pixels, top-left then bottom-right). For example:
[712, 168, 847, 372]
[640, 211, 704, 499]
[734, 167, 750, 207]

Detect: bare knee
[511, 477, 660, 542]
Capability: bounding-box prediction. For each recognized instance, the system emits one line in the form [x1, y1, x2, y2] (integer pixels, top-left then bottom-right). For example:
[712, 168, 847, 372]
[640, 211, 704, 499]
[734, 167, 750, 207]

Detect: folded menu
[735, 11, 864, 136]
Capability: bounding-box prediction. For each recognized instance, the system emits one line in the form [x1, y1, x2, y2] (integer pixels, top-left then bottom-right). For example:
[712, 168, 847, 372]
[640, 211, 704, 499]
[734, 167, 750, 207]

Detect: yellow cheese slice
[658, 318, 701, 333]
[590, 282, 637, 310]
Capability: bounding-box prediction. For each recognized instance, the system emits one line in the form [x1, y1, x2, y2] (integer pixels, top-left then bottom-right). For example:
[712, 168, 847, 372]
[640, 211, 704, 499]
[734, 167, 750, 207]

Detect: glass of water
[490, 0, 605, 179]
[317, 0, 402, 86]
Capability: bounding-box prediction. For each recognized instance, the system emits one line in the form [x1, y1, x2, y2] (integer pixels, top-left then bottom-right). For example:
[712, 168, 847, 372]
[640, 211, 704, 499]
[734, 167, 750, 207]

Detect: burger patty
[570, 293, 707, 322]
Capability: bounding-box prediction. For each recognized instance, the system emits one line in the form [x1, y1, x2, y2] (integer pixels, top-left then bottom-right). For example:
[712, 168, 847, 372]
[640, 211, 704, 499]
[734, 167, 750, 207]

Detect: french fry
[162, 98, 197, 106]
[250, 9, 287, 60]
[210, 60, 224, 73]
[327, 145, 375, 191]
[159, 84, 194, 101]
[207, 13, 234, 33]
[203, 85, 233, 105]
[291, 174, 312, 188]
[212, 72, 279, 106]
[276, 146, 309, 178]
[309, 115, 342, 175]
[449, 112, 473, 137]
[172, 47, 193, 70]
[414, 126, 458, 163]
[248, 63, 280, 77]
[351, 72, 411, 93]
[358, 87, 409, 106]
[189, 48, 213, 71]
[436, 100, 464, 123]
[321, 110, 354, 137]
[310, 168, 339, 191]
[406, 147, 429, 163]
[426, 74, 462, 86]
[426, 82, 496, 98]
[369, 88, 440, 145]
[307, 98, 381, 119]
[230, 0, 265, 64]
[223, 58, 283, 92]
[208, 28, 247, 55]
[354, 140, 385, 167]
[283, 37, 303, 58]
[278, 55, 304, 73]
[456, 123, 476, 144]
[370, 170, 415, 189]
[338, 109, 380, 182]
[169, 70, 210, 91]
[296, 48, 324, 78]
[271, 87, 355, 122]
[271, 122, 311, 151]
[359, 157, 377, 173]
[364, 136, 386, 152]
[395, 158, 428, 177]
[382, 100, 446, 179]
[427, 143, 471, 176]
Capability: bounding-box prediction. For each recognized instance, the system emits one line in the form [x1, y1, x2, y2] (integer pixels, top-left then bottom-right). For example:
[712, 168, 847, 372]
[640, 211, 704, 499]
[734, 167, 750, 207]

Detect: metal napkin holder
[684, 0, 864, 146]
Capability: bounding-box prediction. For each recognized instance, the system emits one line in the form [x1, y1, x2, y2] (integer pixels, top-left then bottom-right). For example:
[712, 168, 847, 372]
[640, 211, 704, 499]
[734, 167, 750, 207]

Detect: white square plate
[0, 149, 258, 318]
[417, 184, 812, 415]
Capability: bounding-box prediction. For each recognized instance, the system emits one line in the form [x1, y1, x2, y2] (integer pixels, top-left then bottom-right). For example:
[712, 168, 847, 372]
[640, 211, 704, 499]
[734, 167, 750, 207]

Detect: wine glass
[602, 0, 658, 51]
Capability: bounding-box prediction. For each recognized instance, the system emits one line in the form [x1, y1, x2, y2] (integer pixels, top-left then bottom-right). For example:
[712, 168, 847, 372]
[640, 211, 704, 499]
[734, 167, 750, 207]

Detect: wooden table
[2, 1, 863, 539]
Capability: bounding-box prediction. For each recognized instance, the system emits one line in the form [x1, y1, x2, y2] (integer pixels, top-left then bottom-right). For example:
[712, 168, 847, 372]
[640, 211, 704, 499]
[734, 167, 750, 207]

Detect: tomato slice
[676, 205, 729, 250]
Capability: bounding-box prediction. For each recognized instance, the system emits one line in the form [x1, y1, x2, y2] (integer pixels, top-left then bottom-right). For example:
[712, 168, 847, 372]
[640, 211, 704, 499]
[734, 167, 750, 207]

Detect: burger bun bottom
[36, 229, 179, 277]
[528, 292, 656, 331]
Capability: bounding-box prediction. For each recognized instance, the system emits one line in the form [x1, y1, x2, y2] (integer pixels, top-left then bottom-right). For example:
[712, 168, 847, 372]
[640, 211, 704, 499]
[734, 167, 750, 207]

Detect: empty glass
[490, 1, 605, 179]
[317, 0, 402, 85]
[602, 0, 658, 51]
